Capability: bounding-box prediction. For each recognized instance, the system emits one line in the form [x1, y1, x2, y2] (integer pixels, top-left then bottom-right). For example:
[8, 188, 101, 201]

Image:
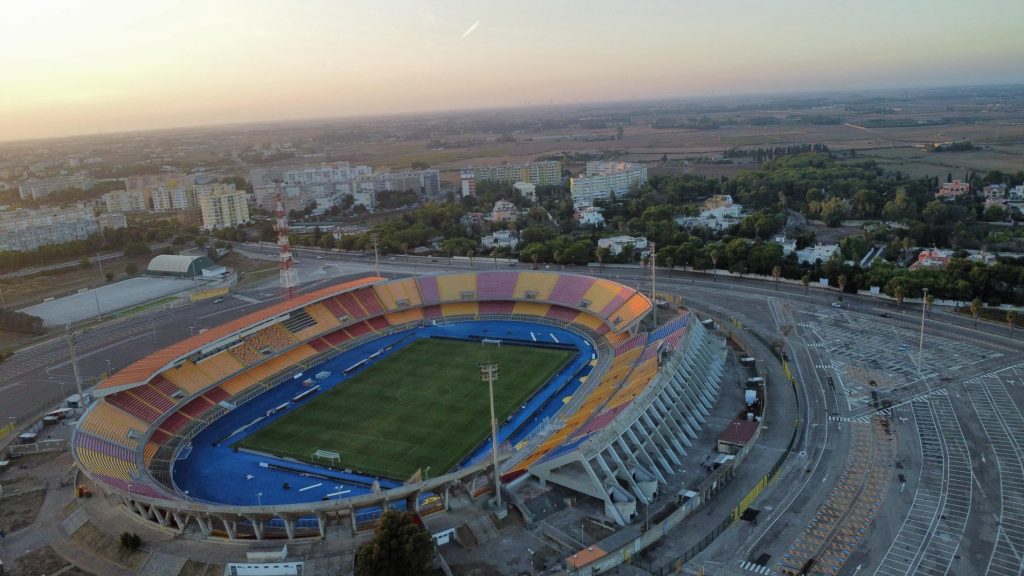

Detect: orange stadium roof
[94, 277, 383, 396]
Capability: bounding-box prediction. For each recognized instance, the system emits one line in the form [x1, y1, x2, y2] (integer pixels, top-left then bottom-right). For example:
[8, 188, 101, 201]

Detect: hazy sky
[2, 0, 1023, 141]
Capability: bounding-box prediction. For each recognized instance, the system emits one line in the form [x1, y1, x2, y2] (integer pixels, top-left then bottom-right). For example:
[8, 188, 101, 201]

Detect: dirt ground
[0, 489, 46, 533]
[2, 545, 95, 576]
[70, 521, 149, 572]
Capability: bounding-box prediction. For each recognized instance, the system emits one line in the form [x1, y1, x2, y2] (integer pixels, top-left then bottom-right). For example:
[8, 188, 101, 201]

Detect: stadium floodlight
[480, 361, 502, 512]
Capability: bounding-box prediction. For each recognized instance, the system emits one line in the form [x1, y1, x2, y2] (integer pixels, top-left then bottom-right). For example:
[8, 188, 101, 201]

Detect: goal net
[312, 449, 341, 467]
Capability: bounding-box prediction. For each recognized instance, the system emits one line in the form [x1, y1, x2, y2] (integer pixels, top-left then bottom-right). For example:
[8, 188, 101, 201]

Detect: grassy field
[238, 338, 574, 480]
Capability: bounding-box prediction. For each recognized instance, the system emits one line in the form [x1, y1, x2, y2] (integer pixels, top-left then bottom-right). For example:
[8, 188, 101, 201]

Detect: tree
[970, 298, 982, 327]
[80, 255, 92, 270]
[710, 250, 719, 281]
[894, 285, 905, 310]
[772, 265, 782, 290]
[837, 274, 847, 295]
[801, 274, 810, 295]
[119, 531, 142, 551]
[105, 271, 114, 283]
[125, 262, 139, 276]
[1008, 309, 1017, 335]
[595, 246, 609, 269]
[925, 293, 934, 314]
[354, 509, 433, 576]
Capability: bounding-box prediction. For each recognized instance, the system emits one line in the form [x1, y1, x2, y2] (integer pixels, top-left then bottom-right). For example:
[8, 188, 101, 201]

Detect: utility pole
[918, 287, 928, 372]
[650, 242, 657, 325]
[370, 231, 381, 278]
[65, 324, 86, 409]
[480, 361, 502, 513]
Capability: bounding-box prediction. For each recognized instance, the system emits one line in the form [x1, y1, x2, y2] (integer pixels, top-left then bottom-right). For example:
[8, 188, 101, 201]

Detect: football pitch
[237, 338, 575, 480]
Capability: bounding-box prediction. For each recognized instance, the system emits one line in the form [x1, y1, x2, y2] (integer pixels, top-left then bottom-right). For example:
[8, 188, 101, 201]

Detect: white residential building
[18, 175, 95, 200]
[460, 169, 476, 197]
[677, 201, 744, 233]
[0, 205, 100, 251]
[795, 243, 839, 265]
[472, 161, 561, 186]
[198, 185, 249, 229]
[576, 205, 605, 227]
[491, 200, 518, 222]
[151, 185, 196, 211]
[481, 230, 519, 250]
[102, 189, 148, 212]
[598, 235, 648, 256]
[570, 161, 648, 204]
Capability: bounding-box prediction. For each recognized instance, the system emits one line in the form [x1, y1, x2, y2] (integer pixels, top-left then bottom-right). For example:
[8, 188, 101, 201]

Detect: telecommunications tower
[275, 185, 299, 299]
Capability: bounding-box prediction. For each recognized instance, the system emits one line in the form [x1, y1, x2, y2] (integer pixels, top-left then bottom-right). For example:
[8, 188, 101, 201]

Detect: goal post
[312, 449, 341, 467]
[481, 338, 502, 348]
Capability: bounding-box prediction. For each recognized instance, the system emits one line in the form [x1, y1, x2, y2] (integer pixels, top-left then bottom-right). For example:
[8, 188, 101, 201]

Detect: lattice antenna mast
[275, 184, 299, 299]
[650, 242, 657, 325]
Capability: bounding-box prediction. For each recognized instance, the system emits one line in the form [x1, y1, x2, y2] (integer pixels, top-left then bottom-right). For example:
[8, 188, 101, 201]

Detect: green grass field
[237, 338, 574, 480]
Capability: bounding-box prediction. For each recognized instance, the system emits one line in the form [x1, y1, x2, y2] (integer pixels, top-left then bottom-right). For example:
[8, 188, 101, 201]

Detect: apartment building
[570, 161, 648, 204]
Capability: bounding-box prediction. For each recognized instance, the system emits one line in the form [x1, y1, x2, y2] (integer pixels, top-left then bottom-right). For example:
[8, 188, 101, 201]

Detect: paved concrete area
[22, 276, 199, 326]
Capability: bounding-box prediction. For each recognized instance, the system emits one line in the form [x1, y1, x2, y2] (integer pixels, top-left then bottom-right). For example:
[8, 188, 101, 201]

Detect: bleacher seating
[441, 302, 478, 317]
[580, 279, 626, 313]
[548, 275, 596, 308]
[545, 306, 579, 323]
[230, 341, 263, 366]
[373, 278, 423, 310]
[220, 373, 258, 396]
[323, 328, 353, 347]
[78, 402, 145, 449]
[196, 351, 244, 382]
[437, 273, 477, 302]
[163, 360, 216, 394]
[107, 392, 163, 423]
[247, 324, 295, 353]
[353, 288, 385, 317]
[608, 293, 652, 328]
[513, 272, 559, 301]
[479, 301, 515, 315]
[512, 301, 550, 317]
[280, 309, 317, 334]
[416, 276, 441, 305]
[476, 271, 517, 300]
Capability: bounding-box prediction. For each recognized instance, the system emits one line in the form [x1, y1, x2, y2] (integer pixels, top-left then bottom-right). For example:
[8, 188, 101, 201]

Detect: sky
[2, 0, 1023, 142]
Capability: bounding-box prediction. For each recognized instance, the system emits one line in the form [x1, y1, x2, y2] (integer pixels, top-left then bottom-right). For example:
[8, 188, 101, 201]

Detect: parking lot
[798, 310, 1001, 412]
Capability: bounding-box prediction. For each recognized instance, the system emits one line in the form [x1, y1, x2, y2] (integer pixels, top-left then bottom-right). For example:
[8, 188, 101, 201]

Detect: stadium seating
[545, 305, 579, 323]
[477, 271, 517, 300]
[571, 311, 605, 332]
[580, 279, 627, 313]
[373, 278, 423, 310]
[441, 302, 479, 318]
[106, 392, 162, 423]
[248, 324, 295, 353]
[293, 303, 340, 340]
[78, 402, 146, 449]
[512, 301, 550, 317]
[163, 361, 216, 394]
[478, 301, 516, 315]
[437, 273, 477, 302]
[353, 288, 386, 317]
[513, 272, 559, 301]
[415, 276, 441, 305]
[608, 293, 653, 328]
[548, 275, 597, 308]
[196, 351, 244, 382]
[143, 442, 158, 467]
[230, 342, 263, 366]
[219, 373, 258, 396]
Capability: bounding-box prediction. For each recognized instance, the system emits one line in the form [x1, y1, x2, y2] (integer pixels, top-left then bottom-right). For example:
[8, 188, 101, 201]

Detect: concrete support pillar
[197, 515, 213, 537]
[172, 511, 189, 532]
[283, 516, 295, 540]
[152, 506, 171, 527]
[350, 508, 358, 537]
[317, 514, 328, 539]
[443, 483, 451, 511]
[246, 516, 264, 540]
[221, 517, 237, 540]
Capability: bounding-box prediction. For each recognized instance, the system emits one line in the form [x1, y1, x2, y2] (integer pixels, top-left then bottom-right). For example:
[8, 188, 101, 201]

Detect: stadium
[73, 270, 725, 540]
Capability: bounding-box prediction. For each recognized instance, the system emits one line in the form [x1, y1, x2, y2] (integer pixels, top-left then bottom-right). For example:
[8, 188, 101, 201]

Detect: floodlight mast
[480, 361, 502, 512]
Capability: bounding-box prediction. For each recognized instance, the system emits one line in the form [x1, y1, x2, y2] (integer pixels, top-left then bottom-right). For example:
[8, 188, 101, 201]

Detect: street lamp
[257, 492, 263, 506]
[480, 361, 502, 513]
[918, 287, 928, 372]
[528, 548, 536, 576]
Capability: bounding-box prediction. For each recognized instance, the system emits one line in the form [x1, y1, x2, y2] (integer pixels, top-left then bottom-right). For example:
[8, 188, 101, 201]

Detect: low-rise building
[598, 235, 648, 256]
[794, 243, 839, 265]
[576, 205, 605, 227]
[909, 247, 952, 270]
[935, 180, 971, 200]
[481, 230, 519, 250]
[491, 200, 518, 222]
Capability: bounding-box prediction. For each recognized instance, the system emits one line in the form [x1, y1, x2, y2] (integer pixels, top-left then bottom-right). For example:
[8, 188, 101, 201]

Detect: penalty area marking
[299, 483, 322, 492]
